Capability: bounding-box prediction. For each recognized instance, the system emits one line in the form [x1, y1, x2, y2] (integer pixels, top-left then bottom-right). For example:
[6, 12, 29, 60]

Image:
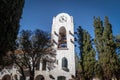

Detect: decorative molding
[54, 31, 58, 36]
[53, 39, 57, 45]
[70, 39, 74, 43]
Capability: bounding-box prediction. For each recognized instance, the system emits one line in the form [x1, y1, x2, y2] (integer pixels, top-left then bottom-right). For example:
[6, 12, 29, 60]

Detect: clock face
[59, 15, 67, 23]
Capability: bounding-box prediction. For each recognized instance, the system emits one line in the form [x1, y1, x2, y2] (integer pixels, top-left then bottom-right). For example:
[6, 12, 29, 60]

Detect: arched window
[35, 75, 44, 80]
[36, 58, 40, 70]
[58, 27, 67, 48]
[62, 57, 68, 68]
[2, 74, 11, 80]
[14, 74, 18, 80]
[62, 57, 69, 71]
[42, 60, 46, 70]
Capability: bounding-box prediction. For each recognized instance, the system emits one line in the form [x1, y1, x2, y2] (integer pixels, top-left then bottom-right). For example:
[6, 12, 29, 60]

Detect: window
[42, 60, 46, 70]
[14, 75, 18, 80]
[57, 76, 66, 80]
[58, 27, 67, 48]
[62, 57, 69, 71]
[62, 57, 68, 68]
[36, 59, 40, 70]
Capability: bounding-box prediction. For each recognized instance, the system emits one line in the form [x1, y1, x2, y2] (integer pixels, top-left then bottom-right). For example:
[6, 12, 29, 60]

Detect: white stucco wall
[50, 13, 76, 80]
[35, 13, 76, 80]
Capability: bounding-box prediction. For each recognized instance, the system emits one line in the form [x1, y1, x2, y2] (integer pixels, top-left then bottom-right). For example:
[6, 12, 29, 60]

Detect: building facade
[0, 13, 76, 80]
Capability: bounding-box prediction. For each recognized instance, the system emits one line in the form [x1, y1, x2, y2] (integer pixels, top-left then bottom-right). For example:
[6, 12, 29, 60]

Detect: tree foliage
[76, 17, 120, 80]
[115, 35, 120, 57]
[93, 17, 120, 79]
[0, 0, 25, 66]
[11, 29, 56, 80]
[77, 26, 96, 80]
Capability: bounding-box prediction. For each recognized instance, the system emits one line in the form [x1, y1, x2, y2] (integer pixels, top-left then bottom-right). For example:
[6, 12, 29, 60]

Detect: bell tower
[51, 13, 75, 80]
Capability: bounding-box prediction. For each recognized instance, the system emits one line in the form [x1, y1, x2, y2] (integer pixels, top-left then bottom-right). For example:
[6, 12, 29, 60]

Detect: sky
[20, 0, 120, 55]
[20, 0, 120, 37]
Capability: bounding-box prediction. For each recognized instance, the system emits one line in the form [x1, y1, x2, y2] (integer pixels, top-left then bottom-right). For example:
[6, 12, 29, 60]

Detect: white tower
[51, 13, 76, 80]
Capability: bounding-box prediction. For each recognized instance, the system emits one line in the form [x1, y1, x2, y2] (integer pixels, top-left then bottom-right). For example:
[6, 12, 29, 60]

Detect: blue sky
[20, 0, 120, 39]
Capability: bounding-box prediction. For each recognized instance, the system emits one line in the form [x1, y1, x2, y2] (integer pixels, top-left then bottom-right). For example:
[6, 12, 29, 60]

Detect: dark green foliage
[93, 16, 120, 79]
[102, 17, 116, 79]
[93, 17, 104, 58]
[115, 35, 120, 57]
[77, 26, 96, 80]
[114, 35, 120, 79]
[93, 17, 104, 79]
[0, 0, 24, 66]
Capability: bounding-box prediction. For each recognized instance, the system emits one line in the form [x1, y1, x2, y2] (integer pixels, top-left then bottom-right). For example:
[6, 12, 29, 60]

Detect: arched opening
[58, 27, 67, 48]
[36, 58, 40, 70]
[62, 57, 69, 72]
[42, 60, 46, 70]
[14, 74, 18, 80]
[2, 74, 11, 80]
[57, 76, 66, 80]
[35, 75, 44, 80]
[62, 57, 68, 68]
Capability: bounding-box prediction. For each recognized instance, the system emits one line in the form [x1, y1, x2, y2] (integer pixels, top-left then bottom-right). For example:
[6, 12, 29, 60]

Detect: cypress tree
[93, 17, 104, 58]
[93, 17, 104, 79]
[115, 35, 120, 79]
[0, 0, 24, 66]
[102, 17, 120, 79]
[93, 16, 120, 79]
[101, 17, 114, 79]
[77, 26, 96, 80]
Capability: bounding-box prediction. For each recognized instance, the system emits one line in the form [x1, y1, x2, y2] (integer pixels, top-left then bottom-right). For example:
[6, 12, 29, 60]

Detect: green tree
[115, 35, 120, 59]
[93, 17, 104, 59]
[115, 35, 120, 79]
[111, 29, 120, 80]
[93, 17, 120, 80]
[0, 0, 24, 66]
[93, 17, 105, 79]
[101, 16, 118, 79]
[12, 29, 56, 80]
[77, 26, 96, 80]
